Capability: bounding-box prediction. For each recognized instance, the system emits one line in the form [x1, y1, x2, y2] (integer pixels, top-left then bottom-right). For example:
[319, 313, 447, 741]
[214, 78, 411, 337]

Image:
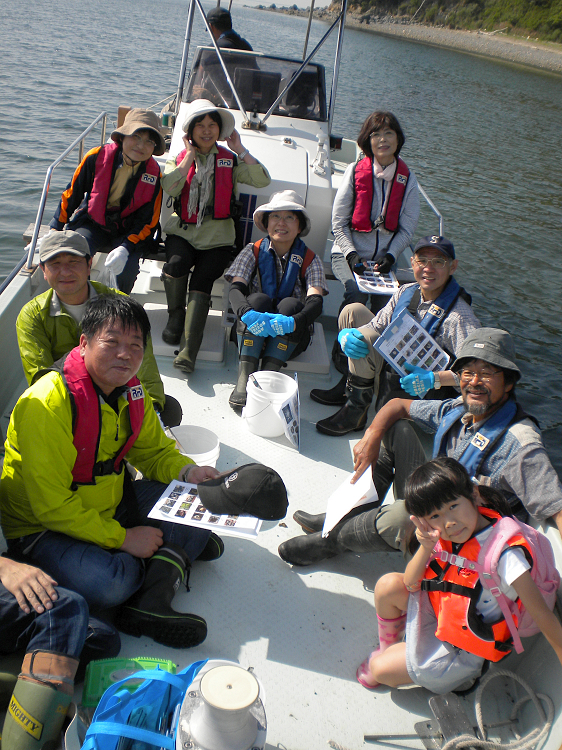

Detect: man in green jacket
[3, 294, 220, 650]
[16, 230, 181, 426]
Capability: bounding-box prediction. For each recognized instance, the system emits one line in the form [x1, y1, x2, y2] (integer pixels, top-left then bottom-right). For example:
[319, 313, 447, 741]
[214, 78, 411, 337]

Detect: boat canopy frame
[174, 0, 350, 132]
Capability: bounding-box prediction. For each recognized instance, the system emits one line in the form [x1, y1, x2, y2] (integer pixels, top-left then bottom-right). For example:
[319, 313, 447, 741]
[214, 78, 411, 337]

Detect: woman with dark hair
[331, 111, 420, 311]
[225, 190, 328, 412]
[161, 99, 270, 373]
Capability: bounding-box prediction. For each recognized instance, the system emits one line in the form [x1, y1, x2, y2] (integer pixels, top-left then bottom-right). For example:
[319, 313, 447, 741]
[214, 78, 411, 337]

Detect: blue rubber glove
[338, 328, 369, 359]
[400, 363, 435, 397]
[241, 310, 269, 336]
[264, 313, 295, 337]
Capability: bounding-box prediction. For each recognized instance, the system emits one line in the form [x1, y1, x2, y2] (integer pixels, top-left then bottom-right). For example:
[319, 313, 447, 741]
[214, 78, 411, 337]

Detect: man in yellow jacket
[2, 293, 221, 652]
[16, 229, 181, 426]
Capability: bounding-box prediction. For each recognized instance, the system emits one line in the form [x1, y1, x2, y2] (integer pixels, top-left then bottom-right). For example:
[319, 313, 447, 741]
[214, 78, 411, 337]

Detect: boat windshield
[184, 47, 327, 122]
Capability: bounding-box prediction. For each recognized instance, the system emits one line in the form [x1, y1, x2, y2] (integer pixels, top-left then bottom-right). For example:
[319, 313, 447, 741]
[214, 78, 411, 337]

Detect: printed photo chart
[354, 264, 399, 295]
[148, 481, 262, 539]
[373, 308, 450, 379]
[279, 372, 300, 451]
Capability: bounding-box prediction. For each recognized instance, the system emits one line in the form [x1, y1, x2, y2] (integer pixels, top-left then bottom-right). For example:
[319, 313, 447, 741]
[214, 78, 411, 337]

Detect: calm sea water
[1, 0, 561, 470]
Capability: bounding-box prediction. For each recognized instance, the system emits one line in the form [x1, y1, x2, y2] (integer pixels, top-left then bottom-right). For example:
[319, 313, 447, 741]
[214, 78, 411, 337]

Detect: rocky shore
[254, 6, 562, 74]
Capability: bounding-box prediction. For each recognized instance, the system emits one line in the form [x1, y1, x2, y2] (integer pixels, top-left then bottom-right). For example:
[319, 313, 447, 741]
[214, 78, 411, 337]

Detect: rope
[440, 669, 554, 750]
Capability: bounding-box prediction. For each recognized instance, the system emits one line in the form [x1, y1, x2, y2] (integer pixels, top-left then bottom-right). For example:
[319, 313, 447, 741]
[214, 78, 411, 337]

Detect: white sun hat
[182, 99, 235, 141]
[253, 190, 311, 237]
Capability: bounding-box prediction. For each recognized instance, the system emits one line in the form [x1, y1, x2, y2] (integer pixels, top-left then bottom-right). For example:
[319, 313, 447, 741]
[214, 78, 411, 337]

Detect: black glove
[373, 253, 395, 275]
[346, 251, 361, 273]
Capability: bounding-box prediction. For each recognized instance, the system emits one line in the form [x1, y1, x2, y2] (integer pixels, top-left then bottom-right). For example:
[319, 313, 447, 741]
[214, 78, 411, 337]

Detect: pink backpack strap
[477, 517, 526, 653]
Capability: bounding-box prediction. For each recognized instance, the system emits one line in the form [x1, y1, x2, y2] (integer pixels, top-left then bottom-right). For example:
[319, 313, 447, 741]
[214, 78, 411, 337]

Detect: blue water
[1, 0, 562, 470]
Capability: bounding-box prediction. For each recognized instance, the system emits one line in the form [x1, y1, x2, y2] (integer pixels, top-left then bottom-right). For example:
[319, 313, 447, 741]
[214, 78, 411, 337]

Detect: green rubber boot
[173, 291, 211, 373]
[161, 274, 188, 345]
[2, 651, 78, 750]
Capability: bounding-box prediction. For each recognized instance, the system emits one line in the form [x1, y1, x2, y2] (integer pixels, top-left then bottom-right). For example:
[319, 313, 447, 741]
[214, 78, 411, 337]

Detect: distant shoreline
[254, 7, 562, 75]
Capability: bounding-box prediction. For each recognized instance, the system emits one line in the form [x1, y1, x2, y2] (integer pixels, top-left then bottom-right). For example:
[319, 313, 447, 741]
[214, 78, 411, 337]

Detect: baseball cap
[198, 463, 288, 520]
[40, 230, 91, 263]
[413, 235, 455, 260]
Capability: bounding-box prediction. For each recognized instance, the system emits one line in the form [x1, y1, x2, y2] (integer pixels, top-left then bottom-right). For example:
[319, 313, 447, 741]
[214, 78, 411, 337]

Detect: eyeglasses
[459, 368, 503, 383]
[269, 213, 298, 224]
[369, 130, 395, 141]
[130, 133, 157, 150]
[412, 256, 450, 269]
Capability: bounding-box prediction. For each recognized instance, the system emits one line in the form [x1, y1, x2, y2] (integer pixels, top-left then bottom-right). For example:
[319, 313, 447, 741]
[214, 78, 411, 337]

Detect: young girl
[356, 457, 562, 693]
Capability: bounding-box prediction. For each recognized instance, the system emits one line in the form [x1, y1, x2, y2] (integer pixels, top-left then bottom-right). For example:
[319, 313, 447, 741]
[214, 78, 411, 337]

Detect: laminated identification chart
[354, 264, 399, 295]
[374, 308, 450, 377]
[148, 481, 262, 539]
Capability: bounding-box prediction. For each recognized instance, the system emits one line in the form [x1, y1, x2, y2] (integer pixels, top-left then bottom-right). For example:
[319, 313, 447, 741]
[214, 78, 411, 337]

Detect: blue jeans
[11, 480, 211, 611]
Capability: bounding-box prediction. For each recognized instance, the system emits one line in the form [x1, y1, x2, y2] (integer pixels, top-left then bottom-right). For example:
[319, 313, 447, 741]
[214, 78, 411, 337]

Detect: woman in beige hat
[161, 99, 270, 373]
[48, 109, 166, 293]
[225, 190, 329, 412]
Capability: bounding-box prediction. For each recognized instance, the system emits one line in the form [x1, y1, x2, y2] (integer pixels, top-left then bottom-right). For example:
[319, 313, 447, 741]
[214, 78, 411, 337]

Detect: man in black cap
[280, 328, 562, 565]
[313, 235, 480, 436]
[207, 6, 253, 51]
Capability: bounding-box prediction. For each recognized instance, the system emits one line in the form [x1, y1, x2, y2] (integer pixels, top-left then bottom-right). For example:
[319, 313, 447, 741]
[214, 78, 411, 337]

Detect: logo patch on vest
[217, 158, 233, 168]
[129, 385, 144, 400]
[428, 303, 445, 318]
[471, 432, 490, 451]
[290, 254, 304, 267]
[396, 174, 408, 185]
[141, 173, 157, 185]
[8, 695, 43, 739]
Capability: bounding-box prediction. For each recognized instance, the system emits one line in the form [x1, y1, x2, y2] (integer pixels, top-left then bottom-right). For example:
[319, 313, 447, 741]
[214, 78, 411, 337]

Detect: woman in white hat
[161, 99, 270, 373]
[48, 109, 166, 294]
[225, 190, 329, 412]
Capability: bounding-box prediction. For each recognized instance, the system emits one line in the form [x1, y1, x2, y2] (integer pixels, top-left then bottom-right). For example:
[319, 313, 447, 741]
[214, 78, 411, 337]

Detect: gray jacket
[331, 159, 420, 264]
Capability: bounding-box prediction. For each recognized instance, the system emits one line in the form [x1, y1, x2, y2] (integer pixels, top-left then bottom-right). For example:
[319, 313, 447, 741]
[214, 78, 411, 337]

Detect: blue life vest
[255, 237, 313, 302]
[432, 398, 518, 479]
[391, 277, 463, 338]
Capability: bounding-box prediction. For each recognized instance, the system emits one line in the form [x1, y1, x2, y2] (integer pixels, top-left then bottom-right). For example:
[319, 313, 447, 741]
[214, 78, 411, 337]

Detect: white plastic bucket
[243, 371, 298, 438]
[171, 425, 220, 467]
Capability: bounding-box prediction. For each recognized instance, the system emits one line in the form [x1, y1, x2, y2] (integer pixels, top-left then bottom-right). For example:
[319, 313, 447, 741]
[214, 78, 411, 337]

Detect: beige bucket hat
[111, 109, 166, 156]
[253, 190, 311, 237]
[182, 99, 235, 141]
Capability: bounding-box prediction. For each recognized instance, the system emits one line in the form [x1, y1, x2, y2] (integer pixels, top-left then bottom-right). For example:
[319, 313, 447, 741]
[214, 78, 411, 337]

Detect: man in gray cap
[207, 6, 253, 51]
[280, 327, 562, 565]
[48, 109, 165, 293]
[16, 230, 181, 427]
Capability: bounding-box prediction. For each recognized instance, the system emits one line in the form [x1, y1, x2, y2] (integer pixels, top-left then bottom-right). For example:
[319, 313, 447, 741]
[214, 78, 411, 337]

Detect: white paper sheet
[321, 469, 378, 537]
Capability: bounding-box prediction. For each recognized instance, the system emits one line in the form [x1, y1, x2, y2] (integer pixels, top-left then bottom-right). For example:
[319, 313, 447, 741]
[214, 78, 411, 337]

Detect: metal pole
[262, 14, 341, 123]
[328, 0, 348, 134]
[175, 0, 196, 116]
[302, 0, 316, 60]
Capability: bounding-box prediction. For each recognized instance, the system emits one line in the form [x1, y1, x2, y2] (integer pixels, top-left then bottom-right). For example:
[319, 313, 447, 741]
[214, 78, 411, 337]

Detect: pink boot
[356, 612, 407, 689]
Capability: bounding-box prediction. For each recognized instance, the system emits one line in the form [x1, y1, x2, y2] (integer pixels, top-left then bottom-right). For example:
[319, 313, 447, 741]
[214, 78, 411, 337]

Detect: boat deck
[1, 259, 561, 750]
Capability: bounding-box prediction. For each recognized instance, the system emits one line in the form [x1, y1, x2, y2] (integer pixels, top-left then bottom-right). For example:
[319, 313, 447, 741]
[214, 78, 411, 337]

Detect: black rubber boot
[261, 335, 298, 371]
[278, 531, 338, 566]
[316, 375, 375, 436]
[279, 508, 392, 566]
[161, 274, 188, 345]
[197, 532, 225, 562]
[293, 510, 326, 533]
[229, 357, 259, 413]
[310, 373, 347, 406]
[174, 291, 211, 373]
[115, 544, 207, 648]
[331, 337, 349, 376]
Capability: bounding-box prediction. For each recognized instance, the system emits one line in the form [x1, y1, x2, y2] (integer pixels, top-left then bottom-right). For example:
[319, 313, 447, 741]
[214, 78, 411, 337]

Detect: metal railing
[419, 184, 445, 236]
[25, 112, 108, 270]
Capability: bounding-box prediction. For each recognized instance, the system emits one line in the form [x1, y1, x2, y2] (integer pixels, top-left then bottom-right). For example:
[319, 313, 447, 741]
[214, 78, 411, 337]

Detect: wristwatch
[433, 372, 442, 390]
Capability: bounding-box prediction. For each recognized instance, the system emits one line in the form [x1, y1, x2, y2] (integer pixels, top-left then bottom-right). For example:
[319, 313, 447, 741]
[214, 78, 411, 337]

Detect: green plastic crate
[82, 656, 177, 707]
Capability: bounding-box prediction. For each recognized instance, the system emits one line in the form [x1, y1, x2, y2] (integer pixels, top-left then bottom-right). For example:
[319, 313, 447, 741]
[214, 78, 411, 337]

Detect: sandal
[356, 649, 381, 689]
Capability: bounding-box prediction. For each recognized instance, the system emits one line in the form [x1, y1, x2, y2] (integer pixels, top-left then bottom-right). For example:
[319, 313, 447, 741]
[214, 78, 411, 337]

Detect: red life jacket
[88, 142, 161, 226]
[351, 156, 410, 233]
[61, 347, 145, 487]
[175, 145, 234, 224]
[422, 508, 532, 662]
